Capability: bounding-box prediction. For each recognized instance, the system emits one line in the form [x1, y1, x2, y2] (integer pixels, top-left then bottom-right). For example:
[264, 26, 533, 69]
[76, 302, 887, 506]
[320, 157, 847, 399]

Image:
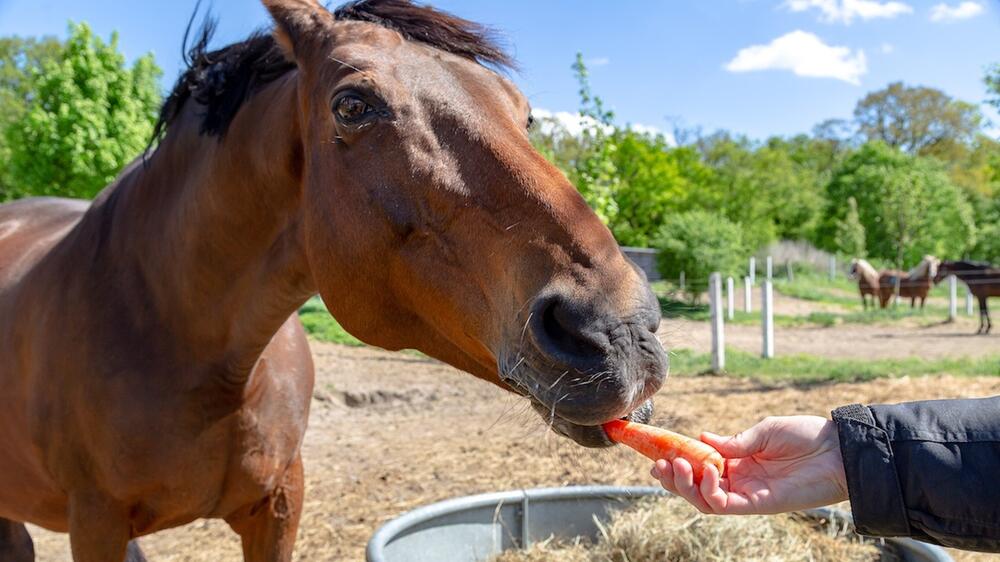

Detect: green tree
[693, 134, 825, 251]
[986, 63, 1000, 112]
[693, 134, 774, 252]
[566, 53, 621, 226]
[653, 210, 745, 299]
[834, 196, 866, 258]
[0, 35, 61, 199]
[600, 133, 712, 246]
[853, 81, 982, 158]
[820, 142, 976, 266]
[4, 23, 161, 200]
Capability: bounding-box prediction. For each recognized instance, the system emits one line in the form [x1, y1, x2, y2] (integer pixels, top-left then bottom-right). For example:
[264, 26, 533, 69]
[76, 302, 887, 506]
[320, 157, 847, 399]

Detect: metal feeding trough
[366, 485, 952, 562]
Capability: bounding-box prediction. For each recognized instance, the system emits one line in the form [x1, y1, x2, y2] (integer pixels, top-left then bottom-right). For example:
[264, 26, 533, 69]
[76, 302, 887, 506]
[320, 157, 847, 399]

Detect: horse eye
[334, 95, 372, 123]
[526, 114, 535, 131]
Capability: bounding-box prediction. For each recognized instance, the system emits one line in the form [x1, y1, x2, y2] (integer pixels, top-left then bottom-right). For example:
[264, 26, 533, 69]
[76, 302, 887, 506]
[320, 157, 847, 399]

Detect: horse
[848, 258, 880, 310]
[0, 1, 669, 560]
[877, 255, 940, 309]
[935, 260, 1000, 334]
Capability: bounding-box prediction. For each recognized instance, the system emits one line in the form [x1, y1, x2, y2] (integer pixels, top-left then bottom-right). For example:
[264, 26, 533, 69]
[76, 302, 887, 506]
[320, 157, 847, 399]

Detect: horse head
[260, 0, 668, 446]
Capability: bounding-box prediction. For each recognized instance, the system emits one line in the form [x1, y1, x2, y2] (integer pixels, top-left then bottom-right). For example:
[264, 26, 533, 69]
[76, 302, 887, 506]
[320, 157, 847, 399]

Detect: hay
[492, 496, 881, 562]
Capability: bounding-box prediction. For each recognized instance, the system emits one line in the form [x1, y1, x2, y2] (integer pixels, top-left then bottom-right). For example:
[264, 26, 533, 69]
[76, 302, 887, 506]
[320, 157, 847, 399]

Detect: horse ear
[261, 0, 334, 60]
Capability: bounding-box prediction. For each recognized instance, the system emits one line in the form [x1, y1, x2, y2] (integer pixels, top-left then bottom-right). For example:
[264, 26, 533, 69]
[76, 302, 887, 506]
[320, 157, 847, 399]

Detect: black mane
[945, 260, 995, 269]
[152, 0, 512, 140]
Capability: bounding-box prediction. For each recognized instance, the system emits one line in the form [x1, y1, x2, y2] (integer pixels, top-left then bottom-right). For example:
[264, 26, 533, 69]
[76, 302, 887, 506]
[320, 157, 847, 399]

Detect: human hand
[650, 416, 848, 515]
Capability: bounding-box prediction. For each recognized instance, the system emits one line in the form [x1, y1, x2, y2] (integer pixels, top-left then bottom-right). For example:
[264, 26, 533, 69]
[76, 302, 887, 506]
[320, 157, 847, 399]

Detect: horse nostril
[532, 294, 608, 366]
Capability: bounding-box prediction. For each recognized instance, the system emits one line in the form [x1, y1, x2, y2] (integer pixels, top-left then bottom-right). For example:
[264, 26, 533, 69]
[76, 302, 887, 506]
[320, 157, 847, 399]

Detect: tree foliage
[820, 142, 976, 266]
[853, 81, 982, 158]
[0, 35, 61, 199]
[653, 210, 745, 298]
[834, 196, 866, 258]
[3, 23, 161, 200]
[528, 55, 995, 267]
[986, 63, 1000, 113]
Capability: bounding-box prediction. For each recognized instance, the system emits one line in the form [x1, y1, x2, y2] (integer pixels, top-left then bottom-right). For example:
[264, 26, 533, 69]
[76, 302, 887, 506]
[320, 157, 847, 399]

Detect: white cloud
[880, 42, 894, 54]
[530, 109, 675, 145]
[929, 1, 984, 21]
[586, 56, 610, 67]
[725, 30, 867, 85]
[530, 109, 611, 138]
[784, 0, 913, 24]
[627, 123, 663, 138]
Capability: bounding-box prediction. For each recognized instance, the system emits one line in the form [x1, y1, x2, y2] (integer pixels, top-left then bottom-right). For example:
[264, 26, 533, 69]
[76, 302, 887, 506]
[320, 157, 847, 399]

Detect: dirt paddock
[27, 332, 1000, 561]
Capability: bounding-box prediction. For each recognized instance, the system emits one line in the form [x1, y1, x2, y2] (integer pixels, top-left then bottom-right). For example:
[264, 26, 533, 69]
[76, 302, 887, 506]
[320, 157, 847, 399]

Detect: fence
[691, 258, 986, 371]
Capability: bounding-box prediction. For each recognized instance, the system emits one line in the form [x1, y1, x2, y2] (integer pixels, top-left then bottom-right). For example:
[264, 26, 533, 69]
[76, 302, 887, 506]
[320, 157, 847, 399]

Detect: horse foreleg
[983, 298, 992, 335]
[67, 492, 134, 562]
[0, 518, 34, 562]
[226, 455, 304, 562]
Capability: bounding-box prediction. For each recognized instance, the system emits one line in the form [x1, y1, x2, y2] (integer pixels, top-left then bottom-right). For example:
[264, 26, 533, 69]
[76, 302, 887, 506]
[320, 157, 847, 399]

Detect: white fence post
[744, 276, 752, 313]
[948, 275, 957, 321]
[766, 256, 773, 281]
[749, 257, 756, 285]
[762, 280, 774, 359]
[786, 262, 794, 282]
[829, 256, 836, 281]
[709, 273, 725, 373]
[679, 271, 685, 293]
[966, 286, 974, 316]
[726, 276, 735, 320]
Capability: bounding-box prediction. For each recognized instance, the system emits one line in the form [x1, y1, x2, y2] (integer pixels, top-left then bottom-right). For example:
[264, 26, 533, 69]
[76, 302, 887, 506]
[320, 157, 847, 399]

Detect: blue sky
[1, 0, 998, 140]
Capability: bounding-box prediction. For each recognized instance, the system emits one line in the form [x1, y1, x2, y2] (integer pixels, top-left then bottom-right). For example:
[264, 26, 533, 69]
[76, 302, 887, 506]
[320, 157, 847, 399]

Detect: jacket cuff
[832, 404, 911, 537]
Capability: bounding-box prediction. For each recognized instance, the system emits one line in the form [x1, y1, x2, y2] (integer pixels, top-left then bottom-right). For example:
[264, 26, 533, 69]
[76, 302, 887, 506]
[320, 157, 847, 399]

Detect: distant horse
[849, 258, 880, 309]
[935, 260, 1000, 334]
[878, 255, 940, 309]
[0, 1, 668, 560]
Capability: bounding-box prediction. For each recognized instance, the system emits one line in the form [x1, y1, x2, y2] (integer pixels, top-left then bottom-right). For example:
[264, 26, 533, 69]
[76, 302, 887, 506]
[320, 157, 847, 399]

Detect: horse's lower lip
[529, 398, 654, 448]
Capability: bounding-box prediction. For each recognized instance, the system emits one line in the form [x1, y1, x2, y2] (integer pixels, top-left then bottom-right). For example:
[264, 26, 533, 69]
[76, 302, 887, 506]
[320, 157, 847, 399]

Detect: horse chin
[530, 398, 654, 449]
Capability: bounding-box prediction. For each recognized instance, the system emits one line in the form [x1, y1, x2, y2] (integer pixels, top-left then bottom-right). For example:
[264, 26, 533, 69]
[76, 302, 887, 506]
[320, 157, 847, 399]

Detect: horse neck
[85, 73, 316, 371]
[908, 260, 929, 279]
[855, 260, 876, 281]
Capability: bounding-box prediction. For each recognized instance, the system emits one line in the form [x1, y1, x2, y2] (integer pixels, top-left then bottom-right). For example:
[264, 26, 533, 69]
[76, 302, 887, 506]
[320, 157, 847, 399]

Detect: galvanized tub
[366, 485, 952, 562]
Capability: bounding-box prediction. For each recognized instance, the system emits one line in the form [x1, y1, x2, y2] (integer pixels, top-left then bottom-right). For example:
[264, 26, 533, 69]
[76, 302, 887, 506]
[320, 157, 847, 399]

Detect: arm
[833, 397, 1000, 551]
[652, 397, 1000, 551]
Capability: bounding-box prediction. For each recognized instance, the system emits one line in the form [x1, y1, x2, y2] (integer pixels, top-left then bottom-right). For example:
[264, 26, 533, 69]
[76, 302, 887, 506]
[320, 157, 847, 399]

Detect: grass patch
[298, 297, 365, 346]
[774, 281, 860, 307]
[658, 294, 951, 328]
[668, 348, 1000, 383]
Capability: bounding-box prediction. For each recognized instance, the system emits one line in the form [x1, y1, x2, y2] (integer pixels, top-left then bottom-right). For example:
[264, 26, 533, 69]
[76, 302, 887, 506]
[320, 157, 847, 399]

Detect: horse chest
[115, 365, 309, 509]
[20, 342, 312, 532]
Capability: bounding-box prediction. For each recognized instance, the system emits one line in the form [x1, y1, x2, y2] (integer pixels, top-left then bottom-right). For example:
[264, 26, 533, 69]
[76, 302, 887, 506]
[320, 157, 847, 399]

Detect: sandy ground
[27, 338, 1000, 561]
[660, 315, 998, 359]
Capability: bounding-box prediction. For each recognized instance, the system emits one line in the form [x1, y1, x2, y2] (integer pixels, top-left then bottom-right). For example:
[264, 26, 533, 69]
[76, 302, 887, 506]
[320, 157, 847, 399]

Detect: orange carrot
[604, 419, 725, 481]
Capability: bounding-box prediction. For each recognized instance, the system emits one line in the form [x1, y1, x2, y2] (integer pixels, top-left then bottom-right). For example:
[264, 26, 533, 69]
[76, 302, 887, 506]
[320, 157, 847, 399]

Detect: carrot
[603, 419, 725, 481]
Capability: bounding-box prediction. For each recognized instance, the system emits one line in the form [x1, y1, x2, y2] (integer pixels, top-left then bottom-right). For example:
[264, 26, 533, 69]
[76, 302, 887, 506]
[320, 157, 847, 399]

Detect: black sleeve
[832, 397, 1000, 552]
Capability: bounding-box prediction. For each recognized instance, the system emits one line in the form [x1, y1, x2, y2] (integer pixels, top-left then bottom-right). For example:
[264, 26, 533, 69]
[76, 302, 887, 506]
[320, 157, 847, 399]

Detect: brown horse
[0, 1, 668, 561]
[849, 258, 879, 310]
[935, 260, 1000, 334]
[877, 255, 940, 309]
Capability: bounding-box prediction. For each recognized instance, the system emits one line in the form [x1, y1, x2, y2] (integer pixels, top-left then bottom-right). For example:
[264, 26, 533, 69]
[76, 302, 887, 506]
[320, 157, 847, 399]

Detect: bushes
[653, 211, 745, 297]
